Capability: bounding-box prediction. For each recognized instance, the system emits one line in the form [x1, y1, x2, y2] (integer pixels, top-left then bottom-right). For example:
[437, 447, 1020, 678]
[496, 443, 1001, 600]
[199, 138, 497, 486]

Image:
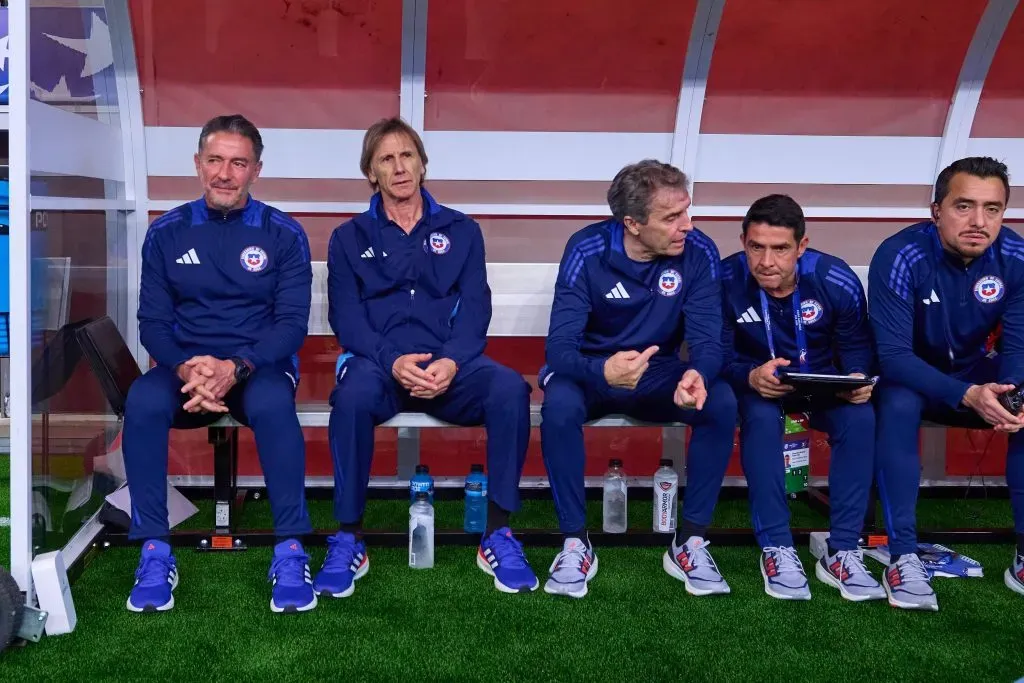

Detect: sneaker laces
[764, 546, 804, 575]
[834, 549, 871, 580]
[488, 530, 528, 570]
[683, 538, 721, 574]
[268, 551, 310, 586]
[897, 554, 931, 583]
[553, 542, 587, 573]
[134, 555, 173, 588]
[322, 533, 358, 573]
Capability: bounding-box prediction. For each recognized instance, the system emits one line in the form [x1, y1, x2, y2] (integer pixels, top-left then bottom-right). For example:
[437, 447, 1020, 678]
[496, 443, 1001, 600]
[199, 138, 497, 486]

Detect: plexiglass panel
[972, 6, 1024, 138]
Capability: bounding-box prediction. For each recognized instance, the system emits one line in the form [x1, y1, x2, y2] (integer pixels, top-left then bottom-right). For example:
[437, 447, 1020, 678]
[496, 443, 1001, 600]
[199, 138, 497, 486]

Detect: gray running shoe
[544, 537, 598, 599]
[815, 548, 886, 602]
[663, 536, 730, 596]
[883, 553, 938, 611]
[761, 546, 811, 600]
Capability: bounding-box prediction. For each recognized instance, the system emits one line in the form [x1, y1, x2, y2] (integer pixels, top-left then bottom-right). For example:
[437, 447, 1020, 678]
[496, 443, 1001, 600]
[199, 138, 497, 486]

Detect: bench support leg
[204, 426, 245, 551]
[396, 427, 420, 480]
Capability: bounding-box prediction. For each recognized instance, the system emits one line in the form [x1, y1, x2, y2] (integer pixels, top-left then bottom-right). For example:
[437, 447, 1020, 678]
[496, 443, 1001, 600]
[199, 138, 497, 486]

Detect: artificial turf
[0, 467, 1022, 681]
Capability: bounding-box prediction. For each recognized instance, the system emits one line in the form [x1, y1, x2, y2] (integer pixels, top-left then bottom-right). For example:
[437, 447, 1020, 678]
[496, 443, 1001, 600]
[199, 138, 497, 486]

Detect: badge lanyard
[759, 286, 810, 373]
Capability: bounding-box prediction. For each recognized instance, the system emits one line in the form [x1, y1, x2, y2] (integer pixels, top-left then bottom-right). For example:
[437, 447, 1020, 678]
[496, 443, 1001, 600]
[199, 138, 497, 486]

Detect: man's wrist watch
[230, 357, 252, 383]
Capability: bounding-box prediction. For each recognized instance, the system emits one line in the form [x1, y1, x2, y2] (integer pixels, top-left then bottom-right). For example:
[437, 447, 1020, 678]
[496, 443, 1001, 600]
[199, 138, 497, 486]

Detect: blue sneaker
[268, 538, 317, 613]
[313, 531, 369, 598]
[126, 539, 178, 613]
[476, 527, 539, 593]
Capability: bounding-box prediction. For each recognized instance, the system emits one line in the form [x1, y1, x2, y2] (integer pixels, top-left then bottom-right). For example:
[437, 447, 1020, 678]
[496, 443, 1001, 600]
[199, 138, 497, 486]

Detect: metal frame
[934, 0, 1018, 175]
[669, 0, 726, 191]
[9, 0, 32, 594]
[399, 0, 428, 133]
[106, 0, 151, 367]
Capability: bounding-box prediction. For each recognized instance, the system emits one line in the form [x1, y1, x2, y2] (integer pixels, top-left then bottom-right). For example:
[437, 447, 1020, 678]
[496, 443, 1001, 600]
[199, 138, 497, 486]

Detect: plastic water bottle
[409, 492, 435, 569]
[463, 464, 488, 533]
[653, 458, 678, 533]
[410, 464, 434, 504]
[602, 458, 628, 533]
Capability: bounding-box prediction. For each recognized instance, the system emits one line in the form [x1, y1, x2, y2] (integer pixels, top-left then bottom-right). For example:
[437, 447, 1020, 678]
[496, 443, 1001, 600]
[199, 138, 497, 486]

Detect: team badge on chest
[657, 269, 682, 297]
[240, 246, 269, 273]
[799, 299, 823, 325]
[973, 275, 1004, 303]
[425, 232, 451, 255]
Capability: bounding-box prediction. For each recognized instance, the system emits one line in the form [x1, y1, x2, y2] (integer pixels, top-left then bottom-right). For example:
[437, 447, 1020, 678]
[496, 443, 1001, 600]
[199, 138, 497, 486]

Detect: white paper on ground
[105, 483, 199, 529]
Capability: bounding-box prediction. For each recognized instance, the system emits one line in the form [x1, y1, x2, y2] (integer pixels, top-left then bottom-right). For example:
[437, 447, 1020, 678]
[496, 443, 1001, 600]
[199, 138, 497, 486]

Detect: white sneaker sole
[317, 557, 369, 599]
[476, 551, 540, 594]
[883, 579, 939, 611]
[543, 555, 599, 599]
[270, 593, 318, 613]
[662, 551, 730, 596]
[126, 570, 179, 613]
[814, 561, 885, 602]
[761, 561, 811, 601]
[1004, 568, 1024, 597]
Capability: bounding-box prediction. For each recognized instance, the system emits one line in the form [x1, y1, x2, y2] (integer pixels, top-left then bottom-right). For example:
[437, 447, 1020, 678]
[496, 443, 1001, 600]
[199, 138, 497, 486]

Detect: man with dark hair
[322, 116, 538, 597]
[124, 114, 316, 613]
[871, 156, 1024, 610]
[721, 194, 884, 602]
[540, 159, 737, 598]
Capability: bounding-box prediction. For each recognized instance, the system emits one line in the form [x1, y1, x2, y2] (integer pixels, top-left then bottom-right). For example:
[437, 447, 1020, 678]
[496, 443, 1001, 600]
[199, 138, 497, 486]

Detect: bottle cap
[415, 464, 429, 474]
[659, 458, 673, 467]
[609, 458, 623, 468]
[470, 464, 484, 473]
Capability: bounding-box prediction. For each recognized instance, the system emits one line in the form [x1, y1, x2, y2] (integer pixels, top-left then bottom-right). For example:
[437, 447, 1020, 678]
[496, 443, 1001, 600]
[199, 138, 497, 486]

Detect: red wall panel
[972, 6, 1024, 138]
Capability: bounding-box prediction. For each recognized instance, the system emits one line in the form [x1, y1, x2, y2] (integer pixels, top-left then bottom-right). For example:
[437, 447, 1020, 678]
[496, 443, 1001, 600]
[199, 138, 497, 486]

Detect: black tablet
[776, 371, 876, 391]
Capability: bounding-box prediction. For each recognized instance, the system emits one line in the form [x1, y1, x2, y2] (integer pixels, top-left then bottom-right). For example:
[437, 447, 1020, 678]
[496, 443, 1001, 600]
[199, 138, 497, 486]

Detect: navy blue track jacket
[869, 221, 1024, 408]
[545, 220, 723, 385]
[720, 248, 874, 390]
[327, 189, 490, 372]
[138, 197, 312, 375]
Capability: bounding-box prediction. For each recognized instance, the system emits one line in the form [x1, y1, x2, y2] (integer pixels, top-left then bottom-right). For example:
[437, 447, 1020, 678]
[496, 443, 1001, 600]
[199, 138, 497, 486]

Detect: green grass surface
[2, 477, 1023, 680]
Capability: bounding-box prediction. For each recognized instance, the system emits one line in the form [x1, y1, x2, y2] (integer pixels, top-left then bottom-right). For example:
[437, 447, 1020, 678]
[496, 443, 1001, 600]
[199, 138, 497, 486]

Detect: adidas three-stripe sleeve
[545, 241, 608, 385]
[868, 240, 970, 408]
[138, 212, 192, 370]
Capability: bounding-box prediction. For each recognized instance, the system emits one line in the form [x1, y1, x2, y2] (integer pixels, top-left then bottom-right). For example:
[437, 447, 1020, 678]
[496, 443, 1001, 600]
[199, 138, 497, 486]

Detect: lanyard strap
[759, 286, 810, 373]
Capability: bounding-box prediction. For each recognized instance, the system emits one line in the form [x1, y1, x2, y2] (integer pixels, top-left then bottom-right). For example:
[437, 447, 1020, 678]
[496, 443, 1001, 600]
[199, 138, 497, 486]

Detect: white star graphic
[43, 12, 113, 78]
[30, 75, 100, 103]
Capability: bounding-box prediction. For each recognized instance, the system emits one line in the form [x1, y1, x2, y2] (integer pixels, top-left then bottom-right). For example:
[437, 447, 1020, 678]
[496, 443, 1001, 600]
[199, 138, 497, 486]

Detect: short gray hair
[607, 160, 689, 224]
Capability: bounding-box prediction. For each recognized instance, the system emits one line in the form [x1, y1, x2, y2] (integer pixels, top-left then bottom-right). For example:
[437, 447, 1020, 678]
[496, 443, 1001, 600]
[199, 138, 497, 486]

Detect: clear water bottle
[409, 492, 435, 569]
[653, 458, 678, 533]
[463, 463, 488, 533]
[602, 458, 628, 533]
[410, 464, 434, 504]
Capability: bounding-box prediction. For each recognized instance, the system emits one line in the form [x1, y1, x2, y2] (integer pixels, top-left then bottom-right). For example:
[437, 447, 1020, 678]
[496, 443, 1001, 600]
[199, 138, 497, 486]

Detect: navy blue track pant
[122, 364, 312, 540]
[539, 358, 737, 535]
[738, 391, 874, 550]
[876, 356, 1024, 555]
[328, 355, 531, 522]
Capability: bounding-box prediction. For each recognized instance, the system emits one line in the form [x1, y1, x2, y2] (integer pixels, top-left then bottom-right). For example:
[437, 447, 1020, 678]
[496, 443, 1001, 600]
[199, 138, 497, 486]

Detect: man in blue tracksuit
[721, 194, 885, 603]
[540, 160, 737, 599]
[320, 117, 537, 597]
[871, 156, 1024, 611]
[124, 115, 315, 614]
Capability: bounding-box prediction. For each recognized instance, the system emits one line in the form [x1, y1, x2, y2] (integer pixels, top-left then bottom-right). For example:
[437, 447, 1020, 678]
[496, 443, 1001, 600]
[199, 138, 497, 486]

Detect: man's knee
[540, 376, 587, 429]
[330, 362, 389, 417]
[244, 372, 297, 425]
[484, 363, 530, 407]
[125, 368, 180, 424]
[876, 383, 926, 424]
[827, 401, 875, 438]
[700, 380, 738, 428]
[738, 390, 781, 428]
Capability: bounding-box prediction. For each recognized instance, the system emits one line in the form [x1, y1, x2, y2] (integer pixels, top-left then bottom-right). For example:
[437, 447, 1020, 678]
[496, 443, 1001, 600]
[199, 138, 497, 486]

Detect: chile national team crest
[799, 299, 823, 325]
[657, 269, 682, 297]
[240, 246, 269, 272]
[426, 232, 451, 254]
[973, 275, 1004, 304]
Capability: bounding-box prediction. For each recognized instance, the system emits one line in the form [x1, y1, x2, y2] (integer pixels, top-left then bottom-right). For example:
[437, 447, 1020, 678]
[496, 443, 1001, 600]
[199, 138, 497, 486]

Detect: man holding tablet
[721, 194, 885, 602]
